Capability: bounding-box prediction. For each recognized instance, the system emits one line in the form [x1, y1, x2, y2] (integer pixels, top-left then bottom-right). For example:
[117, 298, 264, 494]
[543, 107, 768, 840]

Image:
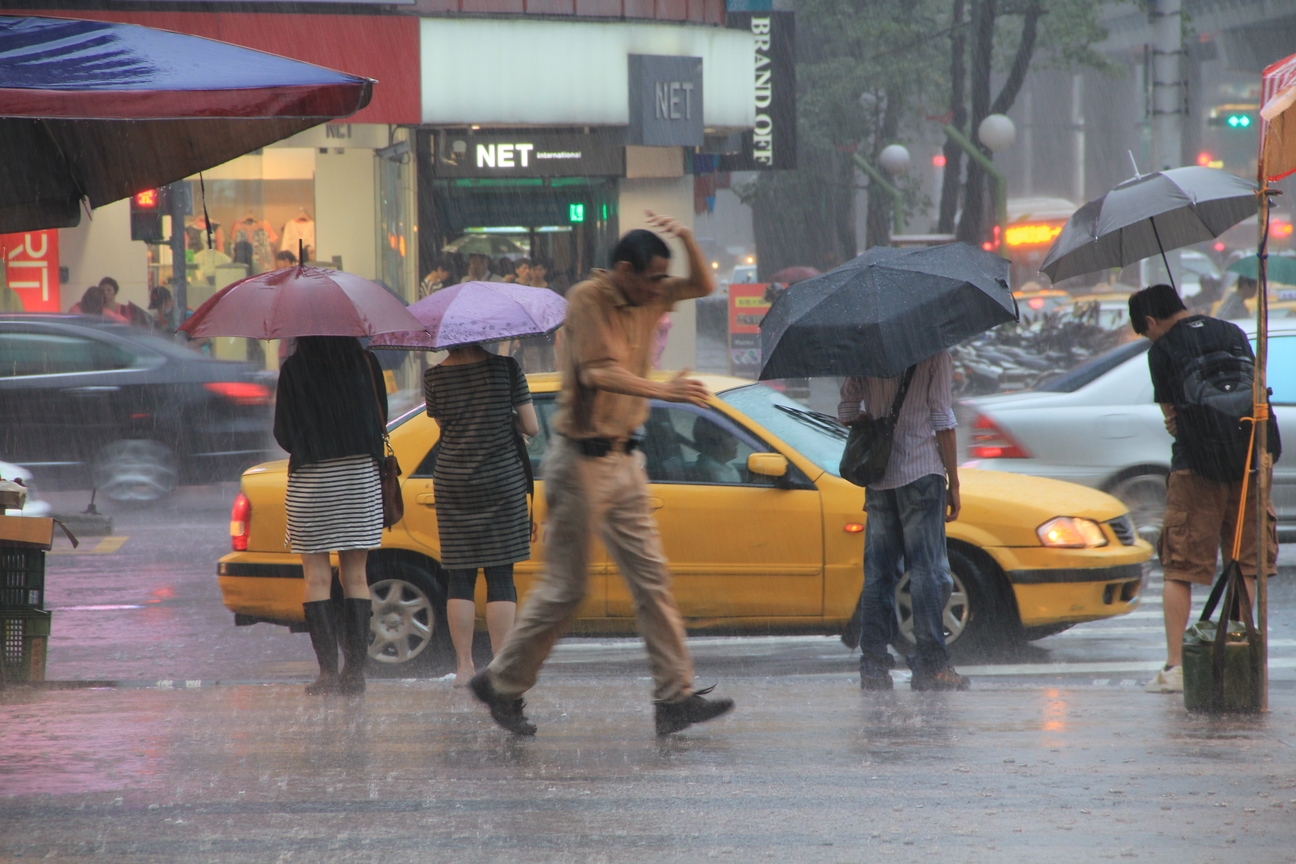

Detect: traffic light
[130, 187, 166, 243]
[568, 202, 585, 223]
[1208, 104, 1257, 130]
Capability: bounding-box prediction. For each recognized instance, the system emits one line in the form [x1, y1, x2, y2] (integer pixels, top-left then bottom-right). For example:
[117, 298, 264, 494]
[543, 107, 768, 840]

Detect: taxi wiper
[774, 403, 848, 439]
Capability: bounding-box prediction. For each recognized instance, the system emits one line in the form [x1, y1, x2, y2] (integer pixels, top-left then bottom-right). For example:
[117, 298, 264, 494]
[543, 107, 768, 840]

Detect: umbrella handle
[1150, 219, 1177, 292]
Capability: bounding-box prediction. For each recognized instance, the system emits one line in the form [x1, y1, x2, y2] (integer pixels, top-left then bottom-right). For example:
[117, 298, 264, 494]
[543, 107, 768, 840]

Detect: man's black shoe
[910, 667, 971, 692]
[468, 671, 537, 736]
[654, 686, 734, 735]
[859, 673, 893, 691]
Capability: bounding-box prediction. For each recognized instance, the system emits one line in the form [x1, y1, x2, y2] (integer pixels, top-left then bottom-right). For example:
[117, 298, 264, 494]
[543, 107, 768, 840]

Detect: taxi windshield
[718, 383, 846, 477]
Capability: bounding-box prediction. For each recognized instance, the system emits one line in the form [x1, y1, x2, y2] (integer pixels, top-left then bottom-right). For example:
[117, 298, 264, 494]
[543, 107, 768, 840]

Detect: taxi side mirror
[747, 452, 788, 478]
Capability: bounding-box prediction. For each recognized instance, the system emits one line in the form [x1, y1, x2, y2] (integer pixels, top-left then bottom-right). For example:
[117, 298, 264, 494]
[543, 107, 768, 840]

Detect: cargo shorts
[1158, 458, 1278, 585]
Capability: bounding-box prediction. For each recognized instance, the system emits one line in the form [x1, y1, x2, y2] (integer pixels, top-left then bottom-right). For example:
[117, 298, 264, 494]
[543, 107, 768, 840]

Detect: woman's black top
[273, 350, 388, 473]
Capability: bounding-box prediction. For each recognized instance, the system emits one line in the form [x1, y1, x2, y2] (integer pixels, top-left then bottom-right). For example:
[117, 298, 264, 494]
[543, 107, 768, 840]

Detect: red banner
[2, 230, 60, 312]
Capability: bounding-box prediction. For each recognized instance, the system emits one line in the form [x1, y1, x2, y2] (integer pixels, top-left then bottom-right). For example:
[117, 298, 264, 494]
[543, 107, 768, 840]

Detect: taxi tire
[364, 559, 453, 676]
[891, 543, 1016, 655]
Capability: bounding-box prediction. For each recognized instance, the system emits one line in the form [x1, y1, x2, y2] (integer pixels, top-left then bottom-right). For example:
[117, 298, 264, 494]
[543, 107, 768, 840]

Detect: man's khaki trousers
[486, 437, 695, 703]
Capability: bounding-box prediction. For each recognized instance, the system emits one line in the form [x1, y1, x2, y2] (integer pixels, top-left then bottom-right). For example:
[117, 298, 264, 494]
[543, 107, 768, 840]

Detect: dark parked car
[0, 315, 274, 503]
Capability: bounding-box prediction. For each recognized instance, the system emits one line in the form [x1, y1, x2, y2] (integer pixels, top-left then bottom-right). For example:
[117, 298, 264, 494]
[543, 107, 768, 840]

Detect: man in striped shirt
[838, 349, 970, 691]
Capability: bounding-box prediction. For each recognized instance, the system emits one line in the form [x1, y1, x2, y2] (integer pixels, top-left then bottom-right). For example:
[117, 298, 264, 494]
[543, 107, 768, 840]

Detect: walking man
[470, 213, 735, 736]
[1129, 284, 1279, 694]
[839, 350, 970, 691]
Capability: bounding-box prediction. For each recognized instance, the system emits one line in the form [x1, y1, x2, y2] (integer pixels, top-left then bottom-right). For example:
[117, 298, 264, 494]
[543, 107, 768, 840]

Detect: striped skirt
[285, 455, 383, 553]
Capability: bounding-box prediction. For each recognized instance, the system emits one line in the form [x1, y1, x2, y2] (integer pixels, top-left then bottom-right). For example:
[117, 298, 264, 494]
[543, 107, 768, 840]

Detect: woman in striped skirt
[274, 336, 388, 695]
[425, 343, 537, 686]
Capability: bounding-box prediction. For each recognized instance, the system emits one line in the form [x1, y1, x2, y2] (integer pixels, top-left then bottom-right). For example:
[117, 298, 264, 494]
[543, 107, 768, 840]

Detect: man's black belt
[567, 435, 642, 458]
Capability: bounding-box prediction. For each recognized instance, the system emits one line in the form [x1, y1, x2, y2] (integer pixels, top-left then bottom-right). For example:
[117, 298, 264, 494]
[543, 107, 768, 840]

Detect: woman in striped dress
[274, 336, 387, 696]
[425, 343, 537, 686]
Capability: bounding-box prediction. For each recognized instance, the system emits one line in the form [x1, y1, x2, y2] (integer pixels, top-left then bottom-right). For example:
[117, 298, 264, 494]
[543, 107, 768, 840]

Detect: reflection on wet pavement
[3, 678, 1294, 863]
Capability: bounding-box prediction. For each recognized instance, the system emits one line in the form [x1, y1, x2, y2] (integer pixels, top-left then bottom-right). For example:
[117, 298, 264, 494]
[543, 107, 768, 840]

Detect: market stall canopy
[0, 16, 373, 234]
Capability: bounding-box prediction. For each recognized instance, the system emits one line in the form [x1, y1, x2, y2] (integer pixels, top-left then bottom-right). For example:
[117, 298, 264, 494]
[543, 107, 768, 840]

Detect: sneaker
[859, 672, 894, 691]
[911, 667, 971, 692]
[1144, 665, 1183, 693]
[654, 686, 735, 735]
[468, 671, 537, 736]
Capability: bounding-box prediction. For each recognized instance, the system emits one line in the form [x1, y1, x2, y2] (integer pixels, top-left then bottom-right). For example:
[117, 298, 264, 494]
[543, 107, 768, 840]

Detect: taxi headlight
[1037, 517, 1108, 548]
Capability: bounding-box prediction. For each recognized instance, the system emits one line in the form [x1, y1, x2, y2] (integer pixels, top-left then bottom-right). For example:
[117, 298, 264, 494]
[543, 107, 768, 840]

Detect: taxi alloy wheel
[365, 560, 450, 672]
[892, 544, 1010, 653]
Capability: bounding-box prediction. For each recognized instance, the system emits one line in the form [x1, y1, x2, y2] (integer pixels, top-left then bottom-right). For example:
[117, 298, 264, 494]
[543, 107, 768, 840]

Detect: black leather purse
[839, 365, 916, 488]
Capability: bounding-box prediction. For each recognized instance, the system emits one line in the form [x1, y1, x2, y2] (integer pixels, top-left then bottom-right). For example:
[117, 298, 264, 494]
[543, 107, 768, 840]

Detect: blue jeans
[856, 473, 953, 679]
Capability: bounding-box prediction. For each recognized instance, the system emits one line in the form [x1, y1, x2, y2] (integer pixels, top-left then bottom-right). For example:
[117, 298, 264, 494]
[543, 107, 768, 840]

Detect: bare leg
[486, 601, 516, 655]
[302, 552, 333, 603]
[337, 549, 370, 600]
[1163, 578, 1192, 667]
[447, 599, 477, 686]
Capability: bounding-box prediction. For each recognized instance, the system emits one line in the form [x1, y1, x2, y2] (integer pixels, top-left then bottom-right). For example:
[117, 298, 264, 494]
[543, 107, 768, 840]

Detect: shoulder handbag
[513, 415, 536, 540]
[1181, 559, 1262, 713]
[368, 364, 404, 529]
[839, 365, 917, 488]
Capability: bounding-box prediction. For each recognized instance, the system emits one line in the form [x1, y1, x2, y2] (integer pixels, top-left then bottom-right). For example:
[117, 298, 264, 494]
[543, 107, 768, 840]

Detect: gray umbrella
[1039, 166, 1258, 285]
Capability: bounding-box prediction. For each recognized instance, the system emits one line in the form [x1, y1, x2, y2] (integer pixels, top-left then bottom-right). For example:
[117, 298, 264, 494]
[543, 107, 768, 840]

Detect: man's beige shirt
[554, 268, 708, 440]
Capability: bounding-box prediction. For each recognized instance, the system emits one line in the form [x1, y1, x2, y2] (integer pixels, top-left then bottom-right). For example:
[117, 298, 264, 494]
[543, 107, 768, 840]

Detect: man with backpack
[1128, 284, 1279, 694]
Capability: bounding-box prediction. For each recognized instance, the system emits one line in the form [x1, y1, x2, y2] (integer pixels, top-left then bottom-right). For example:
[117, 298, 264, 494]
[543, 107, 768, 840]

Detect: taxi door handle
[416, 493, 436, 507]
[648, 497, 663, 511]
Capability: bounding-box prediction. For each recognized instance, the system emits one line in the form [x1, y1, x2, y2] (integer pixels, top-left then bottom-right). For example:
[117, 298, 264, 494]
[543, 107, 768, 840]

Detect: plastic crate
[0, 608, 50, 683]
[0, 545, 44, 608]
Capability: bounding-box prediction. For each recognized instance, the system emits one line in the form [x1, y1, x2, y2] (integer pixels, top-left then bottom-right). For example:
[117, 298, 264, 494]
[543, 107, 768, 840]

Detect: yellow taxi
[218, 373, 1153, 673]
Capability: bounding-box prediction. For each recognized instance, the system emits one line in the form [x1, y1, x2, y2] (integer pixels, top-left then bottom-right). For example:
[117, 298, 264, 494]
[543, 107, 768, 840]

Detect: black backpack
[1159, 334, 1279, 482]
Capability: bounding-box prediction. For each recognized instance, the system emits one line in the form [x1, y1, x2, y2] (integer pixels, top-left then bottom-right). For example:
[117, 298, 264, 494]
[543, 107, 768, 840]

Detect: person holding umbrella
[758, 243, 1018, 692]
[838, 352, 969, 691]
[274, 336, 387, 696]
[468, 213, 735, 736]
[424, 342, 539, 686]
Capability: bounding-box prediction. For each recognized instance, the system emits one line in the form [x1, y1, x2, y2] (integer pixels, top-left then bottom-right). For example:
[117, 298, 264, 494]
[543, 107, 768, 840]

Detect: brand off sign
[1, 231, 59, 312]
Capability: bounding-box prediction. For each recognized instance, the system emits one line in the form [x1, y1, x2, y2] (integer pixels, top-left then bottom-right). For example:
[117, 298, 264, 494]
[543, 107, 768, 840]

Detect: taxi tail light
[968, 414, 1031, 459]
[230, 492, 251, 551]
[204, 381, 272, 406]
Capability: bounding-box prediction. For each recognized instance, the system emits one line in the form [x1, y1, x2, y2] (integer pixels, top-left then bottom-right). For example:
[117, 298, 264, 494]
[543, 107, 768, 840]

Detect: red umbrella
[179, 266, 426, 339]
[769, 266, 821, 285]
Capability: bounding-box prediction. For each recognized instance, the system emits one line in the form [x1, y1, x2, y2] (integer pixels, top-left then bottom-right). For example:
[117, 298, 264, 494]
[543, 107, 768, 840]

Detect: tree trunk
[866, 95, 904, 249]
[937, 0, 967, 235]
[957, 0, 996, 246]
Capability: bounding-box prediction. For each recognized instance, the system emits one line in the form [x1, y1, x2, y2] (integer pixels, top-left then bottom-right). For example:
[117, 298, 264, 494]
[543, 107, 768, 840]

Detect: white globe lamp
[978, 114, 1016, 153]
[879, 144, 911, 175]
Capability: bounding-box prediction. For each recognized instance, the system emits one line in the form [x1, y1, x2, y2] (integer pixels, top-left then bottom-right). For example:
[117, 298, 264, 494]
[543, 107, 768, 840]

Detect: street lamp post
[853, 144, 911, 237]
[940, 113, 1015, 249]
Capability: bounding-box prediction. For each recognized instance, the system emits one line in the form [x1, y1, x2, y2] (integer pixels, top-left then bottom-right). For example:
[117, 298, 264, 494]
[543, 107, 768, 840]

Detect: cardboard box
[0, 516, 55, 550]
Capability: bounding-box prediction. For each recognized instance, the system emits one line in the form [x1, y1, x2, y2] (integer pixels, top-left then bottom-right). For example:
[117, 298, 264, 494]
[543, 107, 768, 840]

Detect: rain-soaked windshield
[718, 383, 846, 477]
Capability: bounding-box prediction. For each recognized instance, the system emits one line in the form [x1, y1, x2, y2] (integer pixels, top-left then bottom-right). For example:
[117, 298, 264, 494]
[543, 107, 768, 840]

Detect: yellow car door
[605, 403, 824, 621]
[398, 395, 607, 618]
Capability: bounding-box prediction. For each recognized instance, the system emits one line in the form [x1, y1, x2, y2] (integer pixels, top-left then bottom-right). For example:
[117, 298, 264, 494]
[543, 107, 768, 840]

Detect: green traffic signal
[569, 203, 585, 223]
[1225, 114, 1252, 129]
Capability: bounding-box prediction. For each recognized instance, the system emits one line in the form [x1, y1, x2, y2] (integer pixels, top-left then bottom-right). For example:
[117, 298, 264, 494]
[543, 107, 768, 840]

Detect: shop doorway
[420, 178, 618, 296]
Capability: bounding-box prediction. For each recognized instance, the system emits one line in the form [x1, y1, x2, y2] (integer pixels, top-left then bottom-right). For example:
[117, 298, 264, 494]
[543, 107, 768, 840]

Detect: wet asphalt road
[4, 483, 1296, 863]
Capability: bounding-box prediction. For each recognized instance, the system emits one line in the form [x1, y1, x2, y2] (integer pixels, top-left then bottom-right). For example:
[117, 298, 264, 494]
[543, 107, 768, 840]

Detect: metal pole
[1255, 181, 1271, 712]
[852, 154, 905, 237]
[941, 124, 1008, 249]
[168, 181, 188, 331]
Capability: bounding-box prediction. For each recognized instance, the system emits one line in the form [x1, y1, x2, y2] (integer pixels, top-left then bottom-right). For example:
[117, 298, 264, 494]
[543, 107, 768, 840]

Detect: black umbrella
[0, 16, 373, 234]
[1039, 166, 1257, 286]
[758, 243, 1016, 380]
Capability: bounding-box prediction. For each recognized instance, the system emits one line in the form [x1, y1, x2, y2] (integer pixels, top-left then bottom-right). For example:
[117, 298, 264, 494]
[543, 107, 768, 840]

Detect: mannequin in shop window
[229, 212, 278, 274]
[186, 216, 224, 254]
[281, 209, 315, 263]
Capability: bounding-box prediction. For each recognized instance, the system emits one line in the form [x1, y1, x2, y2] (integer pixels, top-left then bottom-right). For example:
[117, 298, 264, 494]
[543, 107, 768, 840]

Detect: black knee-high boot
[303, 600, 340, 695]
[339, 598, 372, 695]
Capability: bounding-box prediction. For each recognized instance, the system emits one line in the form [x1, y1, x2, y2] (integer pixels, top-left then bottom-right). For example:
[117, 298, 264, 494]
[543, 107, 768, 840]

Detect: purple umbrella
[369, 281, 567, 350]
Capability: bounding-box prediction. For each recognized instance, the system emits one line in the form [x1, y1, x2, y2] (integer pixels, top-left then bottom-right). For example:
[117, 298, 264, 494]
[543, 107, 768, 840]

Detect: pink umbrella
[179, 266, 426, 339]
[370, 281, 567, 350]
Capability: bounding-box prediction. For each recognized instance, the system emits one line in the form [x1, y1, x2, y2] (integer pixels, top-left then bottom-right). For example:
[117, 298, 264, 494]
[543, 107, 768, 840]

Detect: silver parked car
[959, 319, 1296, 543]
